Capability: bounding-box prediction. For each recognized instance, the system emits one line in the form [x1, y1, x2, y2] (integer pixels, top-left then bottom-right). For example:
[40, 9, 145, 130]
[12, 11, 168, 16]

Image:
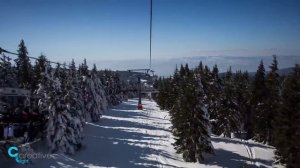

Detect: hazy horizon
[89, 55, 300, 76]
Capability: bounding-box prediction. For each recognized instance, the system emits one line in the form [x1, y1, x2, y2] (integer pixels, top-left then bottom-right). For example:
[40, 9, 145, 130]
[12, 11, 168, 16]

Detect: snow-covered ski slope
[25, 99, 275, 167]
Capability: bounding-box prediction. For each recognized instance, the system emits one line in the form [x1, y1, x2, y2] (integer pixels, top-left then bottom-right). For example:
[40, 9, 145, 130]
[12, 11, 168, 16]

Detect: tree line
[154, 56, 300, 167]
[0, 39, 138, 154]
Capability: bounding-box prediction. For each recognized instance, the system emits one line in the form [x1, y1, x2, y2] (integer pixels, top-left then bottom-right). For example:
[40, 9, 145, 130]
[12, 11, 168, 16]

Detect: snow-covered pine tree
[100, 70, 112, 107]
[63, 66, 85, 152]
[68, 61, 90, 123]
[273, 64, 300, 168]
[215, 68, 241, 137]
[94, 76, 109, 112]
[91, 64, 109, 111]
[197, 64, 223, 134]
[0, 54, 18, 87]
[192, 72, 214, 162]
[112, 73, 123, 104]
[36, 63, 83, 154]
[119, 80, 129, 101]
[83, 76, 108, 122]
[32, 54, 47, 91]
[77, 60, 109, 122]
[64, 61, 86, 128]
[54, 63, 66, 88]
[15, 39, 32, 89]
[100, 70, 124, 107]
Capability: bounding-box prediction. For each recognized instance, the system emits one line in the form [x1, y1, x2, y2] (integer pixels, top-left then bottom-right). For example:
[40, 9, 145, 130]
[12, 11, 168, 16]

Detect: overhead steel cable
[0, 47, 60, 65]
[0, 47, 76, 68]
[149, 0, 153, 70]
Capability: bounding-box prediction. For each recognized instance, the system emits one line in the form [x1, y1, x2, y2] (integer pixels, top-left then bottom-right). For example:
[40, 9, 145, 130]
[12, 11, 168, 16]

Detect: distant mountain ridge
[92, 56, 300, 76]
[219, 67, 295, 78]
[247, 67, 294, 76]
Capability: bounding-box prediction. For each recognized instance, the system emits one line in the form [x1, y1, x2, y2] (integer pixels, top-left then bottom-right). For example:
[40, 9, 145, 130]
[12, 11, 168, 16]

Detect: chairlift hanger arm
[128, 68, 153, 72]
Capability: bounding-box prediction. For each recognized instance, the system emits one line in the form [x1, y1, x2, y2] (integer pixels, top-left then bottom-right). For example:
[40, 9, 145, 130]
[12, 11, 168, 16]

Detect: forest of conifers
[154, 56, 300, 167]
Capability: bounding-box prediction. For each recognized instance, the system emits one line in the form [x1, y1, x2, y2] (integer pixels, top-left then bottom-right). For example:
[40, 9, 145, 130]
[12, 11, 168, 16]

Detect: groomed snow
[1, 99, 275, 168]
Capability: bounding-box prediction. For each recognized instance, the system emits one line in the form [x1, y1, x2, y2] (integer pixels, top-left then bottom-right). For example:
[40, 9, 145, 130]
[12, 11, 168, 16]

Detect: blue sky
[1, 0, 300, 66]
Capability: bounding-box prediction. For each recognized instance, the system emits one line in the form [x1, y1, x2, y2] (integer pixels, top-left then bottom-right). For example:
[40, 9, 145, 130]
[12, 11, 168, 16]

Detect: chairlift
[0, 87, 44, 146]
[127, 68, 158, 109]
[0, 87, 31, 109]
[126, 0, 158, 109]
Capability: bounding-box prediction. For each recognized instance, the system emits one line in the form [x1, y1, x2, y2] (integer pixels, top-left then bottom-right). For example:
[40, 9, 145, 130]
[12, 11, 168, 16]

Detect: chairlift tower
[127, 0, 154, 110]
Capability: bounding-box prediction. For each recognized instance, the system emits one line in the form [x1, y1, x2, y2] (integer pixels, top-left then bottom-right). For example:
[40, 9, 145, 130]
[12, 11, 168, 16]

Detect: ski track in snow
[1, 99, 275, 168]
[242, 139, 254, 165]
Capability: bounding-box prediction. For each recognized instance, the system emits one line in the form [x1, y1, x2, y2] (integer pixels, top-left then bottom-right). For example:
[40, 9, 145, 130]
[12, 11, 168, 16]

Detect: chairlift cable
[0, 47, 60, 65]
[0, 47, 78, 69]
[150, 0, 153, 70]
[1, 0, 155, 72]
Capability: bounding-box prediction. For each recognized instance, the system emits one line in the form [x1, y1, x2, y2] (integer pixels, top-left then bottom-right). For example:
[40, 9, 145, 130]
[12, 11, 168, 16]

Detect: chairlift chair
[127, 68, 157, 109]
[0, 87, 43, 145]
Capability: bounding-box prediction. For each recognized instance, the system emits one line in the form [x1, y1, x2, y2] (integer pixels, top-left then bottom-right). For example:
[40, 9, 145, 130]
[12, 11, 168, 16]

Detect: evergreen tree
[0, 54, 17, 87]
[80, 58, 89, 76]
[91, 64, 98, 77]
[100, 70, 125, 106]
[32, 54, 47, 91]
[251, 60, 269, 142]
[201, 65, 212, 101]
[194, 63, 221, 134]
[265, 55, 280, 144]
[168, 66, 181, 109]
[171, 65, 214, 162]
[154, 77, 163, 105]
[212, 64, 219, 76]
[0, 41, 136, 154]
[234, 70, 251, 138]
[15, 39, 32, 88]
[69, 59, 77, 78]
[215, 68, 241, 137]
[207, 64, 223, 134]
[54, 63, 69, 91]
[197, 61, 203, 72]
[273, 64, 300, 168]
[192, 73, 214, 162]
[179, 64, 186, 77]
[156, 77, 175, 110]
[36, 63, 84, 154]
[82, 76, 108, 122]
[171, 65, 191, 160]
